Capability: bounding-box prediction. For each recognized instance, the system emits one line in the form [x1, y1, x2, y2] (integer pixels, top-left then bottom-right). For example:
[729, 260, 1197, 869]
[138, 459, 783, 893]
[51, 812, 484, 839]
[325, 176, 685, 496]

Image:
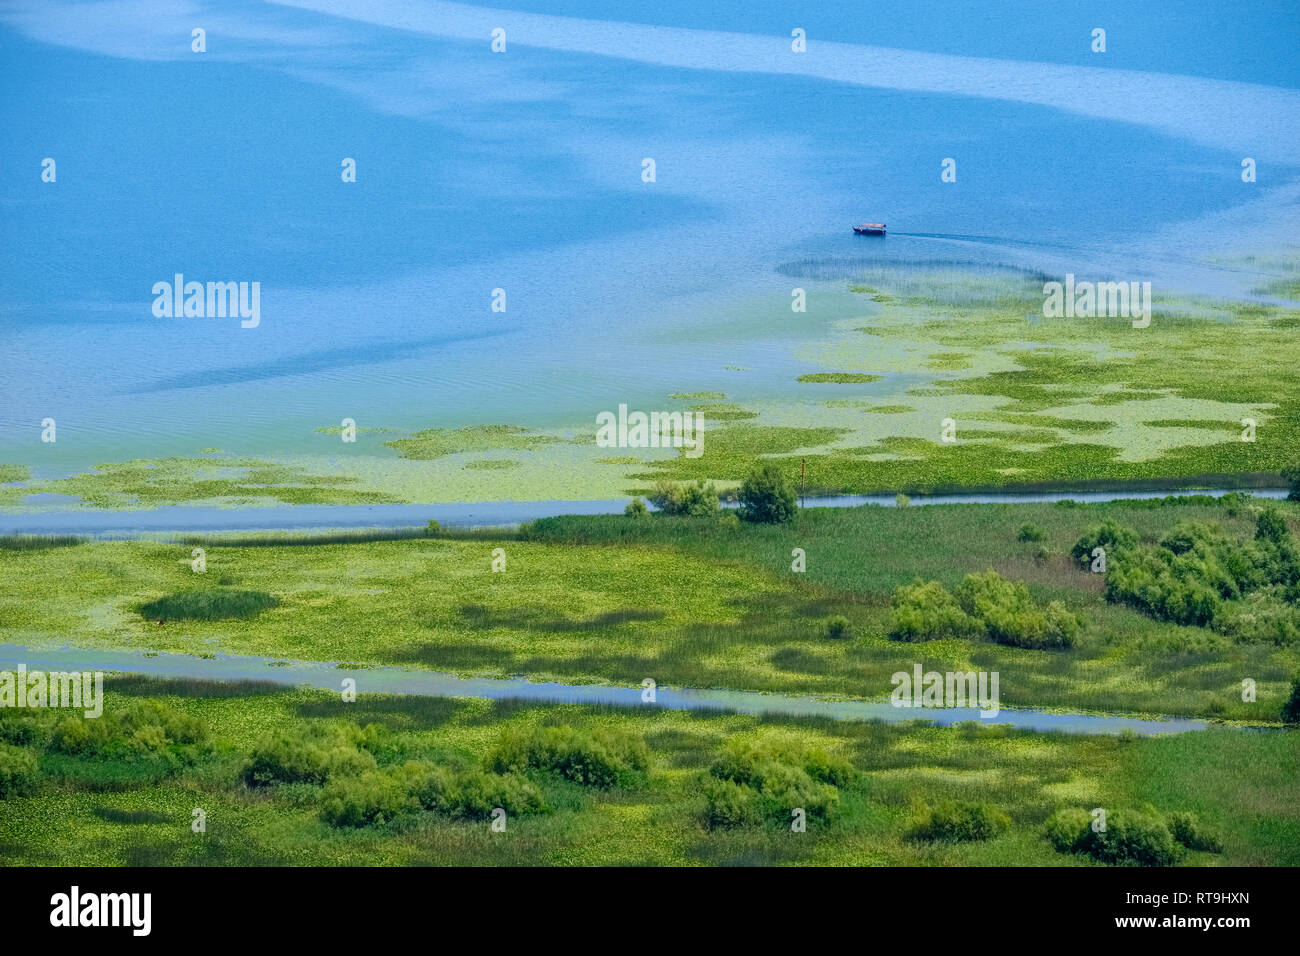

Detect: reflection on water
[0, 644, 1214, 737]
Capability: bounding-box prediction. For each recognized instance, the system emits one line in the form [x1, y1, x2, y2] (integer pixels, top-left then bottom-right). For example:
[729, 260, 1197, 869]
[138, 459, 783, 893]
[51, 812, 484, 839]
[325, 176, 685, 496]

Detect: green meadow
[2, 682, 1296, 867]
[3, 497, 1297, 723]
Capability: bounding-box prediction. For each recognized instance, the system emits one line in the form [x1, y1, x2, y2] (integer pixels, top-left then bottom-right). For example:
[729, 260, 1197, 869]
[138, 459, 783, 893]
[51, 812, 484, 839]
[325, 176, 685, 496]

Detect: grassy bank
[3, 497, 1297, 720]
[1, 681, 1294, 866]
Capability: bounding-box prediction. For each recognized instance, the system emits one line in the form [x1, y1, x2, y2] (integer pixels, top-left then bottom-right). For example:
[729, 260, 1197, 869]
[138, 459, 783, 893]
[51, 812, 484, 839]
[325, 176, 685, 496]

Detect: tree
[1283, 463, 1300, 502]
[1283, 674, 1300, 725]
[737, 464, 797, 524]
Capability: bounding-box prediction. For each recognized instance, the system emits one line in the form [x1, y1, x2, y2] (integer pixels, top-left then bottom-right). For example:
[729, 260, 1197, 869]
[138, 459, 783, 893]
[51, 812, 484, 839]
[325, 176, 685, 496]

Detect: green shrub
[1045, 807, 1184, 866]
[50, 700, 206, 765]
[823, 615, 853, 640]
[955, 570, 1079, 649]
[319, 767, 416, 827]
[888, 579, 985, 643]
[489, 725, 649, 789]
[703, 738, 850, 828]
[1213, 590, 1300, 645]
[1071, 520, 1140, 566]
[1283, 675, 1300, 724]
[0, 742, 39, 798]
[702, 777, 761, 829]
[1255, 507, 1290, 544]
[1016, 522, 1046, 543]
[908, 800, 1010, 842]
[895, 493, 911, 508]
[624, 497, 648, 517]
[243, 724, 376, 787]
[1167, 811, 1223, 853]
[1283, 463, 1300, 501]
[424, 519, 441, 535]
[139, 589, 279, 622]
[737, 464, 797, 524]
[648, 480, 721, 517]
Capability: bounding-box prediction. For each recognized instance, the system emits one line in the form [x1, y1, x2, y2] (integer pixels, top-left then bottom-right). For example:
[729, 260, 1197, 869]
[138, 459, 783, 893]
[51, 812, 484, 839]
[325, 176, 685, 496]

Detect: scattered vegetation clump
[1095, 512, 1300, 632]
[823, 615, 853, 640]
[647, 479, 721, 518]
[1283, 675, 1300, 724]
[1016, 522, 1046, 542]
[955, 570, 1080, 649]
[624, 497, 649, 517]
[1070, 519, 1141, 566]
[488, 724, 649, 789]
[702, 738, 855, 829]
[139, 589, 279, 622]
[1166, 811, 1224, 853]
[0, 742, 39, 797]
[50, 700, 207, 768]
[737, 463, 798, 524]
[319, 761, 544, 828]
[1045, 806, 1221, 866]
[242, 723, 377, 787]
[888, 579, 985, 643]
[907, 800, 1010, 842]
[890, 571, 1077, 648]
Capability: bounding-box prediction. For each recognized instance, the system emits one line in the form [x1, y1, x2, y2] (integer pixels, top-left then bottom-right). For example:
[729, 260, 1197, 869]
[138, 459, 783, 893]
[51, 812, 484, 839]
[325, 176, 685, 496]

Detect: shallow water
[0, 643, 1213, 736]
[3, 2, 1297, 476]
[0, 487, 1285, 536]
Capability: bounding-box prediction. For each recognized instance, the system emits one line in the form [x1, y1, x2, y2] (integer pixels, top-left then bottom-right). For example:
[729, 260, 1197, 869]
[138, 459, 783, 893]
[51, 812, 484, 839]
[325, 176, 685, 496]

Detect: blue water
[2, 0, 1298, 474]
[0, 643, 1215, 736]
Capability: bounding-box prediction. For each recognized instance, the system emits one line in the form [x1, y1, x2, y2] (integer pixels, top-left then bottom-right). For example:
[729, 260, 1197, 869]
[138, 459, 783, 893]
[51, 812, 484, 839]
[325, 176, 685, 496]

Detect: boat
[853, 222, 886, 235]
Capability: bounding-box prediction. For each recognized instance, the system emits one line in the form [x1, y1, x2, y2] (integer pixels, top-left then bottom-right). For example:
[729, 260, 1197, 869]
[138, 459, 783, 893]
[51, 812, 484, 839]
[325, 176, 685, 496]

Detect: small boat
[853, 222, 886, 235]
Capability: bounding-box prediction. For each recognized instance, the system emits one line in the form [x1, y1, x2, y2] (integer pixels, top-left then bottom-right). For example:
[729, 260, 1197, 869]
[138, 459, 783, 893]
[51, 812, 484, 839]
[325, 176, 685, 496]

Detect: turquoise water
[2, 0, 1298, 474]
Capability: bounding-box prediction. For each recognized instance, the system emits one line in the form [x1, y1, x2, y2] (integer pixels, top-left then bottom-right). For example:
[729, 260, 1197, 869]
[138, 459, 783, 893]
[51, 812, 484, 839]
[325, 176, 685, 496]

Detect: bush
[1071, 520, 1140, 566]
[737, 464, 797, 524]
[1213, 590, 1300, 645]
[424, 519, 441, 535]
[1045, 807, 1184, 866]
[888, 579, 985, 643]
[243, 724, 376, 787]
[1255, 507, 1289, 544]
[319, 767, 416, 827]
[823, 615, 853, 640]
[702, 777, 761, 829]
[50, 700, 207, 765]
[1102, 516, 1300, 628]
[908, 800, 1010, 842]
[1283, 675, 1300, 724]
[1283, 463, 1300, 501]
[702, 738, 850, 828]
[1167, 811, 1223, 853]
[139, 589, 279, 622]
[624, 497, 648, 517]
[0, 742, 39, 798]
[895, 493, 911, 508]
[1016, 522, 1046, 543]
[647, 480, 721, 517]
[489, 725, 649, 789]
[955, 570, 1079, 649]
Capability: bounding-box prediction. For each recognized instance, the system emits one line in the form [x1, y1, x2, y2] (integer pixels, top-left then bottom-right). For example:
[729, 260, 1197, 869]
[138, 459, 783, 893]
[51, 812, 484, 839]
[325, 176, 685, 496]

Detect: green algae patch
[798, 372, 882, 384]
[385, 425, 565, 461]
[462, 459, 521, 471]
[0, 465, 30, 483]
[0, 458, 401, 510]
